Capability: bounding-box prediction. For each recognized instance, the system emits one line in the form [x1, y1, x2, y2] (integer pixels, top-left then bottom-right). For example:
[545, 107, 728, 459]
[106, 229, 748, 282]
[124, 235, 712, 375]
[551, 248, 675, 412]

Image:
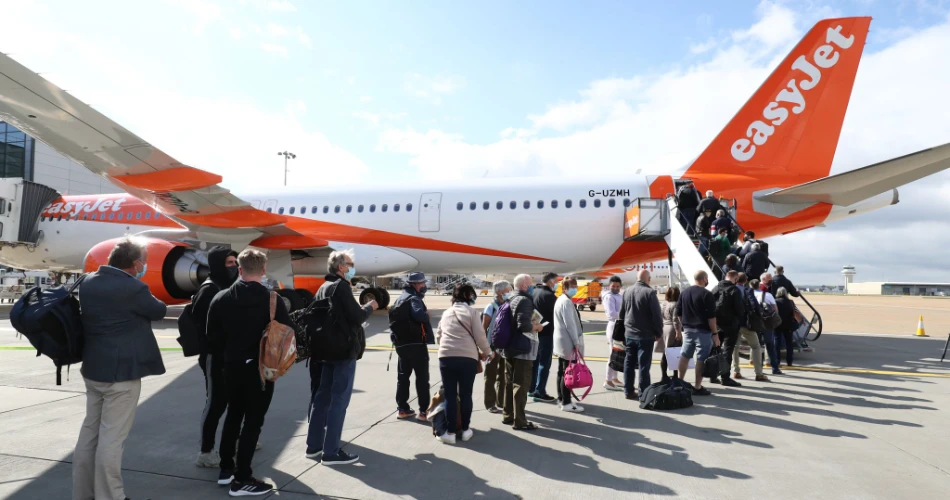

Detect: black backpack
[743, 288, 766, 333]
[300, 281, 351, 362]
[639, 377, 694, 410]
[10, 275, 87, 385]
[176, 281, 216, 358]
[713, 284, 739, 325]
[388, 297, 427, 348]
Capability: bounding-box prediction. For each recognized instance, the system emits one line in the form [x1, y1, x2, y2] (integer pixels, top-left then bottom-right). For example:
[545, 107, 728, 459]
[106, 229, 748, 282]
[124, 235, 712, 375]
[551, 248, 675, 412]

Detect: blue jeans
[440, 357, 478, 433]
[531, 335, 554, 396]
[623, 336, 655, 397]
[307, 359, 356, 456]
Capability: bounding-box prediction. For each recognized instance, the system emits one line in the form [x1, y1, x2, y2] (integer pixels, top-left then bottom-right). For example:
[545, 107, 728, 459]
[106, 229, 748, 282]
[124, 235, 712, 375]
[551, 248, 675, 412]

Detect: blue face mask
[503, 292, 513, 300]
[344, 266, 356, 281]
[135, 263, 147, 280]
[566, 287, 578, 298]
[526, 285, 535, 296]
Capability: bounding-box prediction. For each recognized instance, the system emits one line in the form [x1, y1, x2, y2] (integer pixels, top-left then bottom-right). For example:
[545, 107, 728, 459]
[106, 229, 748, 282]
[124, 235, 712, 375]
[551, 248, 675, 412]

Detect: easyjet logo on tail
[731, 25, 855, 162]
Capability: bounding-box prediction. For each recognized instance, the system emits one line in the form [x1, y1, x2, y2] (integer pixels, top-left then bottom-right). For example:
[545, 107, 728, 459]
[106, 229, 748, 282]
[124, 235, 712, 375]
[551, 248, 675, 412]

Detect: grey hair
[752, 243, 761, 251]
[706, 190, 714, 197]
[717, 209, 726, 217]
[107, 236, 148, 269]
[327, 248, 355, 274]
[513, 273, 533, 290]
[493, 280, 512, 295]
[775, 287, 788, 298]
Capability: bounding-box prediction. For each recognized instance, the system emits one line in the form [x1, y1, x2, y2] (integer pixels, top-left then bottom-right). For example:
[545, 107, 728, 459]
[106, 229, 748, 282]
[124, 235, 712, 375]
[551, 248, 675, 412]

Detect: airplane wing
[755, 142, 950, 206]
[0, 51, 297, 240]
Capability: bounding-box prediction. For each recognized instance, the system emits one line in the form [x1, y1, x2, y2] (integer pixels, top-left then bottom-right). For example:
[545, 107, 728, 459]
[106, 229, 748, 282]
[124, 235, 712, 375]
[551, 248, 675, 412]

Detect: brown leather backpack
[258, 292, 297, 384]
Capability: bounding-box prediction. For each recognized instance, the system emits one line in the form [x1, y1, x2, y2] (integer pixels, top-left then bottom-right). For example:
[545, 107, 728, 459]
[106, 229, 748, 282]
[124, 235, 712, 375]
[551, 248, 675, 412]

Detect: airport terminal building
[0, 121, 118, 195]
[847, 282, 950, 296]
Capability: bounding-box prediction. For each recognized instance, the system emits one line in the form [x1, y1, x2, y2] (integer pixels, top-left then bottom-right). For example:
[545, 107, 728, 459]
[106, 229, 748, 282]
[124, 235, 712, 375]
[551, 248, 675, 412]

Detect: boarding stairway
[622, 193, 822, 351]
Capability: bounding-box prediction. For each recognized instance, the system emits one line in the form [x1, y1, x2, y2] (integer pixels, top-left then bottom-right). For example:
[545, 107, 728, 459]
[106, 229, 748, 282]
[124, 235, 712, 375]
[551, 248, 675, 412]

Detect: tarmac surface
[1, 294, 950, 499]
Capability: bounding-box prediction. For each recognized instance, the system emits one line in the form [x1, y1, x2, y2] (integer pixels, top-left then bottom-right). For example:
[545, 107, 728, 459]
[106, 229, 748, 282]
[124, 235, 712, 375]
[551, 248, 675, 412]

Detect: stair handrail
[767, 258, 823, 341]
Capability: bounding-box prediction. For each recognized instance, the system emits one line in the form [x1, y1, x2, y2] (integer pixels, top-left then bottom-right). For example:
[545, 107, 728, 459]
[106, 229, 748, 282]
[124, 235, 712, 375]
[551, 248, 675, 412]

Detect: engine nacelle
[83, 238, 209, 305]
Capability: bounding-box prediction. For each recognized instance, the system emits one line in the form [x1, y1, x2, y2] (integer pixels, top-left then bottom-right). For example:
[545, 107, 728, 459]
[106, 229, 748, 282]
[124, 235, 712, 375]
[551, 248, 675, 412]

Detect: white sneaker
[461, 429, 474, 442]
[437, 432, 457, 445]
[561, 403, 585, 413]
[195, 450, 220, 468]
[603, 382, 623, 392]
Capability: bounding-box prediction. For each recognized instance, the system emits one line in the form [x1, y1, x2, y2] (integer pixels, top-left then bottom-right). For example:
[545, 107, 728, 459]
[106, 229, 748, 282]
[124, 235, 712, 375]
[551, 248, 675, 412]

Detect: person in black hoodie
[207, 249, 292, 496]
[530, 272, 559, 403]
[306, 249, 376, 466]
[192, 246, 238, 468]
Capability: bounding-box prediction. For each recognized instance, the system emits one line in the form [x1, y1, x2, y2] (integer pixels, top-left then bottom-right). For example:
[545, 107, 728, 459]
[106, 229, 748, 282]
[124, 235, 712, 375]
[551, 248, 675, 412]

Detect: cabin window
[394, 204, 401, 212]
[594, 199, 602, 208]
[608, 199, 616, 208]
[406, 203, 413, 212]
[334, 206, 341, 213]
[346, 205, 352, 213]
[289, 207, 296, 214]
[537, 200, 544, 209]
[551, 200, 558, 209]
[358, 205, 364, 213]
[382, 204, 388, 212]
[510, 201, 516, 209]
[457, 202, 463, 211]
[370, 204, 376, 213]
[278, 207, 285, 214]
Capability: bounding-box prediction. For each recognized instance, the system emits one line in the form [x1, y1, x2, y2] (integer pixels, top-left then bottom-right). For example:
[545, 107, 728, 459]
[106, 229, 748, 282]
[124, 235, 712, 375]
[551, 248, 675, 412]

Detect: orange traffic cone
[916, 316, 928, 337]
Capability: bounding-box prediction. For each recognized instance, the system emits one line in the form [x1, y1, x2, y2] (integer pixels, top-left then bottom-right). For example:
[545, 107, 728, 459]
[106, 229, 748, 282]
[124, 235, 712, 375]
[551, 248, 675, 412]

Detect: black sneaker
[720, 377, 741, 387]
[218, 469, 234, 486]
[321, 449, 360, 466]
[691, 386, 712, 396]
[533, 394, 557, 403]
[305, 447, 323, 459]
[228, 477, 274, 496]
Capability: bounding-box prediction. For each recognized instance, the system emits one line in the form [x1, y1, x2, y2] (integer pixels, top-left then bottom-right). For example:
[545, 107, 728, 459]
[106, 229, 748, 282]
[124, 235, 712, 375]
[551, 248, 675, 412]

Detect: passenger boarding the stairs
[601, 276, 624, 391]
[675, 179, 702, 235]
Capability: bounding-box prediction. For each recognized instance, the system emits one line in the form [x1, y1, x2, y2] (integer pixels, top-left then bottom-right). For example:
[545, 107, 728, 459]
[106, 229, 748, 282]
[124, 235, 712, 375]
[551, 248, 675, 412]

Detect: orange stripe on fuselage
[42, 194, 559, 262]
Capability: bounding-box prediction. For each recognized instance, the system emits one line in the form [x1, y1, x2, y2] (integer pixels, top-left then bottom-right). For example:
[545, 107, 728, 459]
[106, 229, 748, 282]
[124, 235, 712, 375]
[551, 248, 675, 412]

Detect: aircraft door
[418, 192, 441, 232]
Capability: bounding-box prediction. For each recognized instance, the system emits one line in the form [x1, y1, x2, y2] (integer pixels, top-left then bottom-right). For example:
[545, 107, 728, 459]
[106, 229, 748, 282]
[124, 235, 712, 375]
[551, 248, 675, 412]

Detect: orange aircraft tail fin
[687, 17, 871, 182]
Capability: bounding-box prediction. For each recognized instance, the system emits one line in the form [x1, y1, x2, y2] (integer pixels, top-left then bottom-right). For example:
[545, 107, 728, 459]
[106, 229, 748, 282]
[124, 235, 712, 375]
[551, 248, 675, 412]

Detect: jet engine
[83, 237, 209, 305]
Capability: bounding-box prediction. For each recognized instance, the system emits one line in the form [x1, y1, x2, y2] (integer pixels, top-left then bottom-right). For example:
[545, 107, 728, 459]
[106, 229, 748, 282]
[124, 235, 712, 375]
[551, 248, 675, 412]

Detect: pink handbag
[563, 347, 594, 400]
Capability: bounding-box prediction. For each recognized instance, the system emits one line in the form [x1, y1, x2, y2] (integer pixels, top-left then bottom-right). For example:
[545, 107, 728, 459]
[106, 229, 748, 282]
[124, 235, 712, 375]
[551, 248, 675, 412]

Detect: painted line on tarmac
[361, 346, 950, 378]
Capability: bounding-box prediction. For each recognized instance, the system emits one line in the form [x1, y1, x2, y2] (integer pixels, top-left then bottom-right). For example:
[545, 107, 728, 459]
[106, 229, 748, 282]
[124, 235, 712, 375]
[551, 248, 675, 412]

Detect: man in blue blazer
[73, 236, 167, 500]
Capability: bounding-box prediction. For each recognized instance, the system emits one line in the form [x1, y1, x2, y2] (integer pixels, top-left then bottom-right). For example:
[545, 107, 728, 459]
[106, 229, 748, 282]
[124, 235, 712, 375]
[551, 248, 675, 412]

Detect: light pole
[277, 151, 296, 186]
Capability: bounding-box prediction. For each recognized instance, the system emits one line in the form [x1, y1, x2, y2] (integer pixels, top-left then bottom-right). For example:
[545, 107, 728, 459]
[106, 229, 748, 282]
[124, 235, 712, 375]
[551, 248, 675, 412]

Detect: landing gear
[359, 287, 391, 310]
[277, 288, 304, 313]
[296, 288, 314, 307]
[589, 304, 597, 312]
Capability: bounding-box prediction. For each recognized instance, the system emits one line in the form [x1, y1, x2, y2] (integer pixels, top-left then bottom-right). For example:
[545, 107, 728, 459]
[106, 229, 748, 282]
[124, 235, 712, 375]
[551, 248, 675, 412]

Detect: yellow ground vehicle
[555, 279, 603, 311]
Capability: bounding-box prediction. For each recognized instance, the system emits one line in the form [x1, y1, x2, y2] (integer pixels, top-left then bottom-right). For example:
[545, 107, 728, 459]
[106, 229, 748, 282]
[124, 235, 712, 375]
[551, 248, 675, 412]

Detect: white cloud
[230, 26, 245, 40]
[0, 7, 369, 192]
[690, 38, 717, 54]
[404, 73, 466, 104]
[296, 27, 312, 49]
[165, 0, 222, 34]
[265, 23, 289, 37]
[378, 5, 950, 283]
[352, 111, 380, 129]
[260, 43, 289, 58]
[241, 0, 297, 12]
[360, 95, 373, 103]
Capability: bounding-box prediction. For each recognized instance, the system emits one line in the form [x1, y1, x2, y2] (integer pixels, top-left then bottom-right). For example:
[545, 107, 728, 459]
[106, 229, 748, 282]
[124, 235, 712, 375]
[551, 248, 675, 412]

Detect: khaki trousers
[734, 327, 764, 376]
[73, 378, 141, 500]
[502, 358, 532, 428]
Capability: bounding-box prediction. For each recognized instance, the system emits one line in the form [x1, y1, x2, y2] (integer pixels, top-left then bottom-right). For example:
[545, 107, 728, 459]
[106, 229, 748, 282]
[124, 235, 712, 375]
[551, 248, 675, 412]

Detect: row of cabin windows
[41, 211, 165, 222]
[456, 198, 632, 211]
[269, 203, 414, 215]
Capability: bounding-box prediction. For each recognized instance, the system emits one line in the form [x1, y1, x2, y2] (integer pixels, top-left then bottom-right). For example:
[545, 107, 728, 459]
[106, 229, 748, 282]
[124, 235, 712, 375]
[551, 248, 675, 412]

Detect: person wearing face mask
[389, 272, 436, 421]
[434, 284, 491, 444]
[529, 272, 559, 403]
[74, 237, 167, 500]
[306, 249, 377, 466]
[190, 246, 239, 468]
[554, 276, 585, 412]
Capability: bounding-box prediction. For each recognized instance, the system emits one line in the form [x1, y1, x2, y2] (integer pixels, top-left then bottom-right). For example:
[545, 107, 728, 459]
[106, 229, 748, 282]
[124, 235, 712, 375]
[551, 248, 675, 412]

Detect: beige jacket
[436, 303, 491, 360]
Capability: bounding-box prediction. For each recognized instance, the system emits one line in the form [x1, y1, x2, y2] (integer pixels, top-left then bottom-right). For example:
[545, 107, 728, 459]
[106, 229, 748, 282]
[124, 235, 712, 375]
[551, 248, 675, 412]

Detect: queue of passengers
[68, 237, 805, 499]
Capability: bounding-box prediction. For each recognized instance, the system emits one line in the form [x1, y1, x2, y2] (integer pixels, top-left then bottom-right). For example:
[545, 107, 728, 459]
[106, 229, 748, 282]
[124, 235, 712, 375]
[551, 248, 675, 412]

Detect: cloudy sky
[2, 0, 949, 285]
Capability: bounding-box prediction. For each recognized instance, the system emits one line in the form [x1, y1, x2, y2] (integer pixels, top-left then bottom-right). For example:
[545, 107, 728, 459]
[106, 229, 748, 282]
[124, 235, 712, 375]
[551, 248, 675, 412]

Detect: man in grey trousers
[73, 237, 167, 500]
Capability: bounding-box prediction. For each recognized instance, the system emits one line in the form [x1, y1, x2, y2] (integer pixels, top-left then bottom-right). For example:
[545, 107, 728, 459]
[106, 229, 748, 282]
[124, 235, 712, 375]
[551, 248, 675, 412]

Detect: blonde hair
[238, 249, 267, 275]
